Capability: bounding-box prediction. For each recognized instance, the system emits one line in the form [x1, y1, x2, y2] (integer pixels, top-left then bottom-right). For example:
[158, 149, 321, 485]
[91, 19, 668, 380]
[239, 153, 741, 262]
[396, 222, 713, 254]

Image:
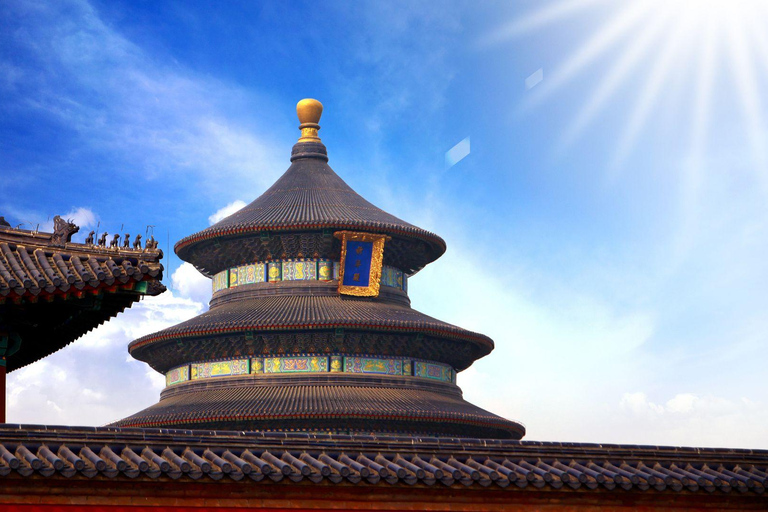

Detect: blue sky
[3, 0, 768, 447]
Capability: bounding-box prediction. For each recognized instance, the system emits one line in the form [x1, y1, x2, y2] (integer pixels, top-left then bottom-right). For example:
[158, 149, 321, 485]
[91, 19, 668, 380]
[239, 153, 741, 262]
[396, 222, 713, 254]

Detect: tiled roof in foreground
[0, 425, 766, 497]
[0, 222, 165, 370]
[0, 231, 163, 302]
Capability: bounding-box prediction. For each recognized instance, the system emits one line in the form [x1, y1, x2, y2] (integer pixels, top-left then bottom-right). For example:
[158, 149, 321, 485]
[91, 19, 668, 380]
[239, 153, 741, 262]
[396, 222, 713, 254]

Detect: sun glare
[489, 0, 768, 180]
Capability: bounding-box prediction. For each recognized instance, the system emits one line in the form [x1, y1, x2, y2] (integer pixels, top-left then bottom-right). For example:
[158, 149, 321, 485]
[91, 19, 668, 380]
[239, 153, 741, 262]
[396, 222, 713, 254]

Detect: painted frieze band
[344, 356, 402, 375]
[190, 358, 249, 380]
[165, 366, 189, 387]
[212, 259, 406, 294]
[264, 356, 328, 373]
[165, 355, 454, 387]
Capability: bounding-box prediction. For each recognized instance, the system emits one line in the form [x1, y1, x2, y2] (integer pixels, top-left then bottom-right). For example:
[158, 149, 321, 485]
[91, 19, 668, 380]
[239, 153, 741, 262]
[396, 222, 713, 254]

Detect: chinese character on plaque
[334, 231, 390, 297]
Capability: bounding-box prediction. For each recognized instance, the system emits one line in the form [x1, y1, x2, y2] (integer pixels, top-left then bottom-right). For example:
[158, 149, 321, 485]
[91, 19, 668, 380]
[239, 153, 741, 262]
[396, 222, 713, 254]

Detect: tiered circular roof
[114, 374, 524, 439]
[129, 291, 494, 373]
[176, 142, 445, 276]
[119, 99, 524, 439]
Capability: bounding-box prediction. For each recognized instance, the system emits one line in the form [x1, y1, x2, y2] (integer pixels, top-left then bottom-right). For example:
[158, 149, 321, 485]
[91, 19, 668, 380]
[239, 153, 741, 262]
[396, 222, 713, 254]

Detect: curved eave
[128, 295, 494, 359]
[174, 142, 447, 273]
[7, 281, 166, 371]
[175, 221, 446, 270]
[118, 411, 522, 437]
[0, 229, 166, 371]
[130, 319, 492, 352]
[111, 378, 524, 439]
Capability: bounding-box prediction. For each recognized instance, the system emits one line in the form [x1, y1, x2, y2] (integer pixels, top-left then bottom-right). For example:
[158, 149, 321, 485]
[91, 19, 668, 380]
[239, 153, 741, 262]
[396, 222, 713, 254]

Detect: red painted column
[0, 331, 20, 424]
[0, 359, 5, 423]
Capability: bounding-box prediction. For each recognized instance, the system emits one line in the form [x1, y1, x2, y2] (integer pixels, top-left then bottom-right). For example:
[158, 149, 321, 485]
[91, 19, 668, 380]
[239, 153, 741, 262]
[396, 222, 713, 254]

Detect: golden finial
[296, 98, 323, 142]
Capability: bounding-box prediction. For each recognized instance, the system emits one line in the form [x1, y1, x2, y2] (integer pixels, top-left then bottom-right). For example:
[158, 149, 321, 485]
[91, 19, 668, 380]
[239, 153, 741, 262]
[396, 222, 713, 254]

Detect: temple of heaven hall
[114, 99, 525, 440]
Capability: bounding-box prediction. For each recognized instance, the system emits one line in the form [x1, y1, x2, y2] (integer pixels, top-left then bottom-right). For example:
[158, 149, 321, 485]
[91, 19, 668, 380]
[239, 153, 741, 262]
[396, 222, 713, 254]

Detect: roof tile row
[128, 295, 493, 353]
[0, 239, 163, 301]
[110, 382, 523, 439]
[175, 145, 446, 274]
[0, 426, 765, 495]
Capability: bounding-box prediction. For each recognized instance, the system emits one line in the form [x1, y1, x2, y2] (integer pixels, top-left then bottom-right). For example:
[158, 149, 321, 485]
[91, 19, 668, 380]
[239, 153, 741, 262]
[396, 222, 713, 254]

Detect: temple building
[0, 100, 765, 511]
[114, 98, 524, 440]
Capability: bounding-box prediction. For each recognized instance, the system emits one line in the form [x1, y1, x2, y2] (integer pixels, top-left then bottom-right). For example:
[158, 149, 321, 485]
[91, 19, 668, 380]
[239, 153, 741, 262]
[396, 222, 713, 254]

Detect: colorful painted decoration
[344, 357, 402, 375]
[212, 270, 229, 293]
[282, 259, 317, 281]
[267, 261, 282, 282]
[166, 366, 190, 386]
[168, 354, 455, 387]
[317, 260, 333, 281]
[264, 356, 329, 373]
[242, 263, 264, 284]
[380, 266, 403, 289]
[335, 231, 389, 297]
[254, 263, 266, 283]
[380, 266, 391, 287]
[191, 359, 249, 380]
[237, 265, 249, 286]
[213, 259, 406, 294]
[414, 361, 453, 383]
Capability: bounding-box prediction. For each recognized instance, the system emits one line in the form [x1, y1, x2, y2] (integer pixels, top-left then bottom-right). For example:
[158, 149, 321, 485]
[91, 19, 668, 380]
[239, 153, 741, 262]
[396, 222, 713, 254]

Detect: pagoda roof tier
[0, 223, 165, 371]
[175, 141, 446, 277]
[128, 292, 493, 373]
[111, 373, 525, 439]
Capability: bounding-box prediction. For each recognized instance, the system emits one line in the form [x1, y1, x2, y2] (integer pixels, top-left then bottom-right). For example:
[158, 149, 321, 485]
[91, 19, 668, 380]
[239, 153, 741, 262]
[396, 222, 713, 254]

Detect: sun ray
[557, 5, 675, 152]
[738, 6, 768, 189]
[522, 0, 656, 111]
[491, 0, 768, 194]
[674, 5, 719, 265]
[724, 6, 768, 186]
[610, 3, 695, 173]
[478, 0, 610, 47]
[687, 7, 718, 158]
[742, 2, 768, 79]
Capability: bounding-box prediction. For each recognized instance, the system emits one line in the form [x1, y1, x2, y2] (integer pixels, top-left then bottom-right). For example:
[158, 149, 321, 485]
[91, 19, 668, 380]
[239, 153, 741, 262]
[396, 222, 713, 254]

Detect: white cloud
[614, 392, 768, 448]
[145, 366, 167, 393]
[2, 0, 287, 201]
[172, 262, 211, 307]
[75, 291, 203, 350]
[7, 289, 205, 426]
[58, 207, 99, 243]
[208, 200, 247, 225]
[408, 237, 659, 442]
[619, 391, 665, 415]
[665, 393, 698, 414]
[619, 392, 739, 418]
[65, 207, 98, 229]
[436, 259, 767, 448]
[7, 205, 99, 237]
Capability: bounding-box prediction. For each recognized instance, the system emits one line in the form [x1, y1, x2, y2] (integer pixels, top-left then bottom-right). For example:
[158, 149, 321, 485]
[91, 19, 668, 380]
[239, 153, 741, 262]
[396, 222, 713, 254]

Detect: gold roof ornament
[296, 98, 323, 142]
